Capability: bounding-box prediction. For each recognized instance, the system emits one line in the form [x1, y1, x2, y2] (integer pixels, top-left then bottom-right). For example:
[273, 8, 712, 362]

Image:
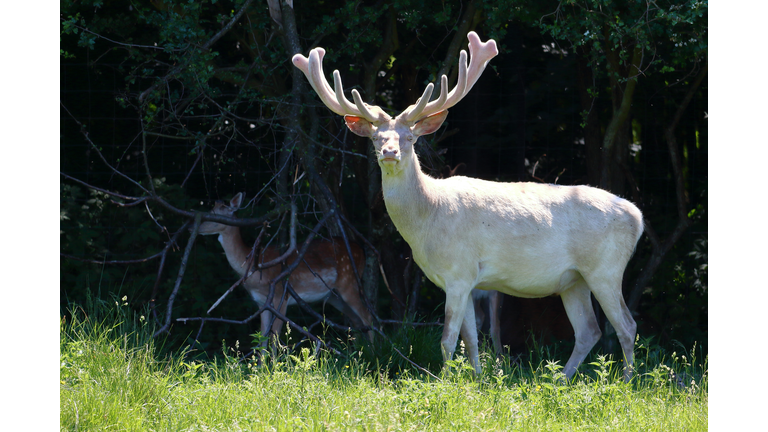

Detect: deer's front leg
[441, 285, 475, 369]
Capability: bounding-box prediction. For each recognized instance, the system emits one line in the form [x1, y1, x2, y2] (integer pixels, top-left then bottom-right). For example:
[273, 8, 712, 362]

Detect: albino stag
[199, 193, 373, 341]
[292, 32, 643, 381]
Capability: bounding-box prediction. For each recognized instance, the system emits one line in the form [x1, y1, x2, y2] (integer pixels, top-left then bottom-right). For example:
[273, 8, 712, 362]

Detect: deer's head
[198, 192, 244, 236]
[292, 32, 498, 176]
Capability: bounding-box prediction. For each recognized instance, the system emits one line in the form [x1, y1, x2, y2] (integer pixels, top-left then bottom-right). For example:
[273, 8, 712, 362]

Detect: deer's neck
[217, 227, 254, 278]
[380, 152, 438, 244]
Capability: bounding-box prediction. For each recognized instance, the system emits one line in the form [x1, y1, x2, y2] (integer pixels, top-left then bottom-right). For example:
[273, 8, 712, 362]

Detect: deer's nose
[382, 146, 399, 159]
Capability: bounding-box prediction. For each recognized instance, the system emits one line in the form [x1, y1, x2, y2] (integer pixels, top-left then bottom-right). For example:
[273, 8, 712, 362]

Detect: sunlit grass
[60, 300, 707, 431]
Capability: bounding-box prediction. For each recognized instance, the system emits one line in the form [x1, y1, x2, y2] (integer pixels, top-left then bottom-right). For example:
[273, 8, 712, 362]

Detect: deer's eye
[406, 135, 414, 142]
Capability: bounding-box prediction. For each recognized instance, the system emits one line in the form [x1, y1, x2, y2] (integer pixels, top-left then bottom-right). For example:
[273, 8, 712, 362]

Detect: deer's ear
[230, 193, 244, 209]
[412, 110, 449, 136]
[344, 115, 375, 137]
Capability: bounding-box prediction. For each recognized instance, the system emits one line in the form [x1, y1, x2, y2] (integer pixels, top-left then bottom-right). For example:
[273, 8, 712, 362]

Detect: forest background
[59, 0, 707, 359]
[3, 0, 758, 428]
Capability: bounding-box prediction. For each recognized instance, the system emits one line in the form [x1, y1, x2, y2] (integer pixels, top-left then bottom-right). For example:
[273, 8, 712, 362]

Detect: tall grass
[60, 299, 707, 431]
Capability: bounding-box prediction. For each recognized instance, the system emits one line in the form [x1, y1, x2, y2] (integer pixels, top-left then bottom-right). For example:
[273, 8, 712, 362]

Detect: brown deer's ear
[412, 110, 449, 136]
[344, 115, 375, 137]
[230, 192, 244, 209]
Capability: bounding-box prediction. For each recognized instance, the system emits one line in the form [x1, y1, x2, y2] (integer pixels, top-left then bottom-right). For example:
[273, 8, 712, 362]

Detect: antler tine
[397, 32, 498, 123]
[442, 50, 469, 108]
[331, 70, 359, 115]
[433, 75, 449, 111]
[308, 49, 337, 106]
[465, 31, 498, 94]
[351, 89, 380, 122]
[293, 48, 387, 123]
[400, 82, 435, 123]
[399, 51, 466, 123]
[331, 70, 382, 123]
[293, 49, 344, 116]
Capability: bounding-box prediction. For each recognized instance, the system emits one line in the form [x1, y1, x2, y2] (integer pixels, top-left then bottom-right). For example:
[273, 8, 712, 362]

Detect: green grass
[60, 300, 707, 431]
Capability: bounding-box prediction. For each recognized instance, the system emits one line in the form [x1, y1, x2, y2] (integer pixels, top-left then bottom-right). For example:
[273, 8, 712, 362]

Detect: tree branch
[60, 172, 290, 228]
[61, 102, 149, 194]
[206, 221, 269, 315]
[150, 221, 191, 322]
[154, 213, 202, 337]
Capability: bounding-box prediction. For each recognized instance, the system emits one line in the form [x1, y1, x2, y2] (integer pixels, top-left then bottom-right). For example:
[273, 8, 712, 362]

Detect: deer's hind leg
[560, 278, 602, 380]
[460, 297, 481, 374]
[588, 275, 637, 382]
[487, 290, 503, 354]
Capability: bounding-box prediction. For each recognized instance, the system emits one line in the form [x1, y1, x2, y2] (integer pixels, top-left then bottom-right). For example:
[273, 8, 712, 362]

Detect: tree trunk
[435, 1, 482, 96]
[354, 7, 401, 316]
[600, 42, 642, 193]
[576, 50, 603, 187]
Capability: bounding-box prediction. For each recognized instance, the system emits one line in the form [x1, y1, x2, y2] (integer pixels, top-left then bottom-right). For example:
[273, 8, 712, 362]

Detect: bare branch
[60, 172, 290, 228]
[177, 306, 345, 358]
[181, 148, 204, 189]
[206, 221, 269, 314]
[337, 212, 393, 306]
[60, 251, 164, 265]
[154, 213, 202, 337]
[255, 202, 298, 269]
[61, 102, 149, 194]
[373, 328, 441, 380]
[61, 18, 181, 51]
[378, 319, 442, 327]
[150, 221, 191, 322]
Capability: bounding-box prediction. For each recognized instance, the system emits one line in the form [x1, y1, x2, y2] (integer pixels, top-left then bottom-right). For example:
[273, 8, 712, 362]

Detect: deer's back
[244, 238, 365, 303]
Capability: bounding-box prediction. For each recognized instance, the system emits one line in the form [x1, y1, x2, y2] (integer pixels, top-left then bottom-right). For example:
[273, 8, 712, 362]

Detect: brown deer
[292, 32, 643, 381]
[198, 193, 373, 341]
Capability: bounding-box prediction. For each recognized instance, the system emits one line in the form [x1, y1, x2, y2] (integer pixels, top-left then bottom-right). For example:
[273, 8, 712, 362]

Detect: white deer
[198, 193, 373, 341]
[292, 32, 643, 381]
